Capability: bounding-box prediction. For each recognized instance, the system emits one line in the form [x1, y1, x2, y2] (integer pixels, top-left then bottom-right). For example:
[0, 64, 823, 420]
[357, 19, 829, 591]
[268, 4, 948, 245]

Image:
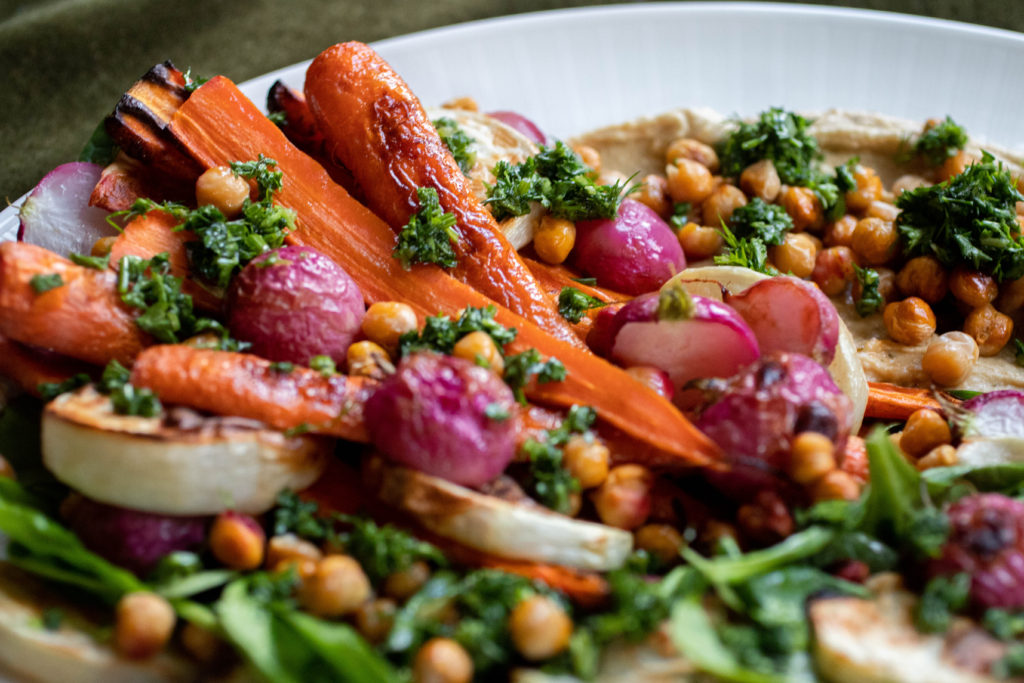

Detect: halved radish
[18, 163, 120, 257]
[42, 387, 328, 515]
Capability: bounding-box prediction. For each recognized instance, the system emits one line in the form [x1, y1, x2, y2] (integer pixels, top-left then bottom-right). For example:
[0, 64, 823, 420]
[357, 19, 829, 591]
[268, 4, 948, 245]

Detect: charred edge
[141, 61, 188, 99]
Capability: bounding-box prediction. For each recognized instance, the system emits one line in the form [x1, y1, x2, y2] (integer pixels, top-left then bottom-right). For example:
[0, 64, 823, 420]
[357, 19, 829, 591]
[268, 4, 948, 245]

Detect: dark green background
[1, 0, 1021, 200]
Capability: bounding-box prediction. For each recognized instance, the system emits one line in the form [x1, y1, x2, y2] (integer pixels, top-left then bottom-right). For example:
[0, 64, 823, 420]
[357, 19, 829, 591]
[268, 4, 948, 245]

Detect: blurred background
[1, 0, 1020, 198]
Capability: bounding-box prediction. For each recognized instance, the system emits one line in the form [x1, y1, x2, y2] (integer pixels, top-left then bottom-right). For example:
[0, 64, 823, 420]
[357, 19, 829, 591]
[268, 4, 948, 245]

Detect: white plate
[3, 2, 1024, 238]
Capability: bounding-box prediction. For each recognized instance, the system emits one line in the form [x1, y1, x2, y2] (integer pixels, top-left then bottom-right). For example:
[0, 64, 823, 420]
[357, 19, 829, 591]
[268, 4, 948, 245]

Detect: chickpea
[562, 434, 610, 489]
[362, 301, 418, 352]
[917, 444, 959, 471]
[937, 150, 972, 182]
[701, 519, 739, 548]
[864, 200, 900, 222]
[739, 159, 781, 202]
[664, 138, 719, 171]
[451, 331, 505, 374]
[598, 170, 628, 188]
[963, 303, 1014, 356]
[844, 165, 884, 212]
[701, 184, 747, 226]
[209, 511, 265, 570]
[354, 598, 398, 644]
[899, 409, 952, 459]
[625, 365, 674, 399]
[508, 595, 573, 661]
[195, 166, 250, 217]
[780, 186, 824, 232]
[810, 470, 861, 502]
[997, 275, 1024, 314]
[442, 96, 478, 111]
[634, 174, 671, 217]
[180, 622, 224, 663]
[590, 464, 654, 530]
[770, 232, 818, 279]
[384, 560, 431, 602]
[347, 340, 396, 380]
[114, 592, 176, 660]
[574, 145, 601, 174]
[824, 214, 857, 248]
[666, 159, 715, 204]
[413, 637, 473, 683]
[677, 222, 723, 260]
[533, 215, 576, 265]
[883, 297, 936, 346]
[788, 432, 837, 485]
[91, 235, 117, 258]
[736, 491, 793, 544]
[634, 524, 684, 565]
[298, 555, 371, 617]
[851, 217, 898, 266]
[949, 267, 998, 308]
[266, 533, 323, 570]
[921, 331, 979, 386]
[892, 174, 929, 196]
[895, 256, 948, 303]
[811, 246, 856, 296]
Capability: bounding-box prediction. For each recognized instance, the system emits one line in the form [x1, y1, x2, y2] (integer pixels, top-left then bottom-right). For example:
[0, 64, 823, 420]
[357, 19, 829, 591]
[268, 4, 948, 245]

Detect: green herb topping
[433, 117, 476, 175]
[69, 251, 111, 270]
[719, 108, 822, 187]
[714, 223, 777, 275]
[853, 265, 884, 317]
[915, 573, 971, 633]
[37, 374, 91, 401]
[29, 273, 63, 294]
[557, 286, 607, 323]
[503, 348, 566, 404]
[668, 202, 692, 233]
[729, 197, 793, 246]
[911, 116, 968, 167]
[309, 355, 337, 377]
[520, 405, 595, 513]
[393, 187, 459, 269]
[269, 361, 295, 374]
[398, 305, 516, 357]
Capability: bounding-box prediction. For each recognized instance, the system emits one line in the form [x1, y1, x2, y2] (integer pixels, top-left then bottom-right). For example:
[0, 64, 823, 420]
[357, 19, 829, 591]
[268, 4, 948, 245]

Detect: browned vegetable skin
[0, 333, 94, 398]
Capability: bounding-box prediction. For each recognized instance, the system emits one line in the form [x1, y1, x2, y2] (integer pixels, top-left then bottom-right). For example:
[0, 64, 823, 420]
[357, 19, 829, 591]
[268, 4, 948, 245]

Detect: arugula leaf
[78, 120, 119, 166]
[729, 198, 792, 246]
[682, 526, 836, 585]
[853, 265, 884, 317]
[433, 117, 476, 175]
[393, 187, 459, 269]
[915, 572, 970, 633]
[30, 273, 63, 293]
[503, 349, 566, 404]
[557, 286, 607, 323]
[912, 116, 968, 167]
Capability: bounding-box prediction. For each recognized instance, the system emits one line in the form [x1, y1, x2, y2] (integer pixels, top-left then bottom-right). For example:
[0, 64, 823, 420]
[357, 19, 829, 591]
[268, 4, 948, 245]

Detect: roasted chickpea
[563, 434, 610, 489]
[963, 304, 1014, 356]
[770, 232, 818, 279]
[634, 174, 672, 217]
[677, 222, 723, 260]
[634, 524, 684, 565]
[266, 533, 323, 570]
[91, 235, 117, 258]
[354, 598, 398, 644]
[452, 331, 504, 374]
[811, 246, 856, 296]
[591, 464, 654, 530]
[413, 637, 473, 683]
[811, 470, 861, 502]
[347, 340, 396, 380]
[851, 217, 898, 266]
[921, 331, 979, 386]
[844, 165, 883, 212]
[883, 297, 936, 345]
[180, 622, 224, 663]
[917, 444, 959, 471]
[298, 555, 372, 618]
[892, 174, 929, 196]
[864, 200, 900, 222]
[384, 560, 431, 602]
[664, 138, 719, 171]
[598, 170, 628, 188]
[508, 595, 573, 661]
[533, 215, 576, 265]
[824, 214, 857, 248]
[780, 186, 824, 232]
[949, 267, 998, 308]
[788, 432, 836, 485]
[442, 96, 478, 111]
[736, 491, 793, 544]
[937, 150, 972, 182]
[195, 166, 250, 217]
[666, 159, 715, 204]
[209, 511, 265, 570]
[895, 256, 948, 304]
[362, 301, 418, 352]
[574, 145, 601, 174]
[701, 184, 747, 226]
[998, 275, 1024, 314]
[739, 159, 781, 202]
[115, 592, 176, 660]
[900, 409, 952, 459]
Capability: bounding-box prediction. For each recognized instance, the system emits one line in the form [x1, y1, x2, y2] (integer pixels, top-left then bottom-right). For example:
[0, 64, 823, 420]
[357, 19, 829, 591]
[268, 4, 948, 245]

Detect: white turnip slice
[18, 162, 118, 256]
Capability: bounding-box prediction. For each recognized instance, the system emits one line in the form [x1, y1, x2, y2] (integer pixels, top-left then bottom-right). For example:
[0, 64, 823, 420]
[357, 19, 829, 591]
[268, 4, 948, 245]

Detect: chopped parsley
[714, 223, 777, 275]
[433, 117, 476, 175]
[914, 573, 971, 633]
[519, 405, 596, 513]
[853, 265, 884, 317]
[728, 197, 792, 246]
[503, 349, 566, 404]
[1015, 339, 1024, 368]
[667, 202, 692, 232]
[309, 355, 337, 377]
[895, 152, 1024, 281]
[557, 286, 607, 323]
[912, 116, 968, 167]
[182, 67, 209, 93]
[398, 305, 517, 357]
[37, 374, 91, 401]
[484, 402, 511, 421]
[29, 273, 63, 293]
[266, 110, 287, 127]
[719, 108, 822, 187]
[110, 383, 162, 417]
[393, 187, 459, 269]
[268, 361, 295, 374]
[69, 252, 111, 270]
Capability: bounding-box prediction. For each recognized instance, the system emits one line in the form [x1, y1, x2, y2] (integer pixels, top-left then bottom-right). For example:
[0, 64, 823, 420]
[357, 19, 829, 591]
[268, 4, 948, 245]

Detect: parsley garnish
[719, 108, 822, 187]
[484, 402, 511, 421]
[714, 223, 777, 275]
[667, 202, 691, 232]
[853, 265, 884, 317]
[984, 608, 1024, 641]
[503, 349, 566, 404]
[393, 187, 459, 269]
[914, 573, 970, 633]
[37, 374, 91, 401]
[269, 361, 295, 374]
[309, 355, 337, 377]
[433, 117, 476, 175]
[912, 116, 968, 167]
[69, 252, 111, 270]
[895, 152, 1024, 281]
[557, 286, 607, 323]
[398, 305, 516, 357]
[520, 405, 595, 513]
[182, 67, 209, 93]
[110, 383, 162, 417]
[266, 110, 287, 127]
[729, 197, 792, 246]
[29, 273, 63, 293]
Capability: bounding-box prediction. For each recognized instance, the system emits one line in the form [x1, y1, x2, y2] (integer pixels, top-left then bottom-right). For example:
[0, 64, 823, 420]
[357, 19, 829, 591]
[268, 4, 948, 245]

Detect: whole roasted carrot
[0, 333, 94, 398]
[130, 344, 374, 441]
[304, 42, 580, 347]
[865, 381, 945, 421]
[523, 255, 627, 341]
[167, 75, 720, 468]
[0, 242, 147, 366]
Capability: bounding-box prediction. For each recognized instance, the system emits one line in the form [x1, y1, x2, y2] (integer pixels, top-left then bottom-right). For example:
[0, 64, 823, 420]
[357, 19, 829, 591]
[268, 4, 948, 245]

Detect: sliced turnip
[960, 391, 1024, 439]
[725, 275, 840, 365]
[18, 162, 118, 256]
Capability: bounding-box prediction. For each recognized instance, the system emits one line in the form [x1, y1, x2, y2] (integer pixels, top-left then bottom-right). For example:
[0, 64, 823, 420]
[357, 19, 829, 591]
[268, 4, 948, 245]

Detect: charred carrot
[0, 242, 147, 366]
[304, 42, 581, 347]
[130, 344, 374, 440]
[167, 75, 720, 468]
[865, 381, 945, 421]
[523, 256, 627, 340]
[0, 333, 94, 398]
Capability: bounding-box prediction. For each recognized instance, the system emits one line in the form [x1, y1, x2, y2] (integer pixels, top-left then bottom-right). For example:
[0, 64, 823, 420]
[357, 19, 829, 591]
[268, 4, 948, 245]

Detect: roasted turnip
[486, 111, 548, 146]
[18, 162, 119, 256]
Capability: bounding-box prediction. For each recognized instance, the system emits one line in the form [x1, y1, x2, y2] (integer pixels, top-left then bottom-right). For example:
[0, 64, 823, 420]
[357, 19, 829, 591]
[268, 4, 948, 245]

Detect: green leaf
[78, 120, 119, 166]
[912, 116, 968, 167]
[915, 573, 970, 633]
[37, 374, 91, 402]
[503, 349, 566, 404]
[216, 580, 303, 683]
[557, 286, 607, 323]
[729, 198, 792, 246]
[859, 427, 930, 545]
[682, 526, 836, 585]
[853, 265, 884, 317]
[393, 186, 459, 269]
[433, 117, 476, 175]
[69, 251, 111, 270]
[714, 223, 777, 275]
[30, 273, 63, 293]
[923, 462, 1024, 496]
[277, 609, 398, 682]
[718, 108, 822, 188]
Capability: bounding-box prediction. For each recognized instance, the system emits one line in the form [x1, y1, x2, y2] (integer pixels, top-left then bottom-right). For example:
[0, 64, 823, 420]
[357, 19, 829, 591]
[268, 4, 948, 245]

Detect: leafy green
[895, 153, 1024, 281]
[682, 526, 836, 585]
[37, 374, 91, 401]
[398, 305, 517, 357]
[503, 348, 566, 404]
[69, 251, 111, 270]
[519, 405, 596, 513]
[915, 573, 971, 633]
[719, 108, 822, 187]
[30, 273, 63, 293]
[668, 202, 692, 232]
[393, 187, 459, 269]
[994, 643, 1024, 678]
[267, 110, 287, 126]
[308, 355, 337, 377]
[729, 198, 792, 246]
[0, 397, 66, 507]
[433, 117, 476, 175]
[946, 389, 984, 401]
[557, 286, 607, 323]
[78, 120, 120, 166]
[715, 223, 777, 275]
[109, 382, 162, 417]
[984, 608, 1024, 641]
[272, 490, 332, 540]
[912, 116, 968, 167]
[853, 265, 884, 317]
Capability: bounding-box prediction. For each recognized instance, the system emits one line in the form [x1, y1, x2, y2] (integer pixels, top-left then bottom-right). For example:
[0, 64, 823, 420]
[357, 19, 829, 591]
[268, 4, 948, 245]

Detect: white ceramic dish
[2, 2, 1024, 236]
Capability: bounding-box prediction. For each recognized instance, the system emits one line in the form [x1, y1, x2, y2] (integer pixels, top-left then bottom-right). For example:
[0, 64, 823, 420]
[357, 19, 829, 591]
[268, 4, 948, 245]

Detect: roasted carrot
[522, 255, 627, 340]
[166, 75, 720, 468]
[304, 42, 581, 347]
[130, 344, 374, 440]
[0, 242, 147, 366]
[840, 434, 869, 484]
[0, 333, 94, 398]
[865, 381, 945, 421]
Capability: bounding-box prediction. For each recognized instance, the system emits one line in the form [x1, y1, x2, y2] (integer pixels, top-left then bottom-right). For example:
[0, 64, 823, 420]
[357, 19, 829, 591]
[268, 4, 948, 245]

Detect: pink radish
[725, 276, 840, 365]
[486, 111, 548, 145]
[18, 162, 118, 256]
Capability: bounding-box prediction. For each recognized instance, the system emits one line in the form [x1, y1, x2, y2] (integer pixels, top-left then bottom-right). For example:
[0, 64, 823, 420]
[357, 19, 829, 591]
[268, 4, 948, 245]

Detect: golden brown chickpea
[266, 533, 323, 570]
[892, 174, 929, 197]
[998, 275, 1024, 314]
[209, 511, 265, 570]
[574, 145, 601, 174]
[949, 267, 998, 308]
[563, 434, 610, 489]
[677, 222, 723, 260]
[824, 214, 857, 248]
[900, 409, 952, 459]
[413, 638, 473, 683]
[780, 186, 824, 232]
[509, 595, 573, 661]
[883, 297, 936, 345]
[115, 592, 176, 660]
[937, 150, 972, 182]
[591, 464, 654, 530]
[362, 301, 418, 352]
[91, 235, 117, 258]
[666, 159, 715, 204]
[917, 444, 959, 471]
[851, 217, 899, 266]
[864, 200, 900, 222]
[598, 170, 628, 188]
[811, 246, 857, 296]
[354, 598, 398, 644]
[195, 166, 250, 217]
[844, 165, 884, 212]
[347, 340, 396, 380]
[298, 555, 371, 618]
[811, 470, 861, 502]
[533, 215, 576, 265]
[384, 560, 431, 602]
[739, 159, 781, 202]
[634, 174, 672, 217]
[895, 256, 948, 304]
[452, 331, 505, 374]
[963, 304, 1014, 356]
[634, 524, 684, 565]
[770, 232, 818, 279]
[664, 138, 719, 171]
[180, 622, 225, 664]
[442, 96, 478, 111]
[922, 331, 979, 386]
[788, 432, 837, 485]
[701, 184, 747, 226]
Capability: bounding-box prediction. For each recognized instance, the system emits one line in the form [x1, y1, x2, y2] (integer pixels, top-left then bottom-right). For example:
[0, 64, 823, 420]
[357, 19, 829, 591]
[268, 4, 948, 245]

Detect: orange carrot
[865, 381, 945, 420]
[304, 42, 581, 347]
[522, 255, 627, 340]
[0, 242, 147, 366]
[840, 434, 869, 484]
[166, 75, 720, 468]
[130, 344, 374, 440]
[452, 549, 610, 607]
[0, 333, 94, 397]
